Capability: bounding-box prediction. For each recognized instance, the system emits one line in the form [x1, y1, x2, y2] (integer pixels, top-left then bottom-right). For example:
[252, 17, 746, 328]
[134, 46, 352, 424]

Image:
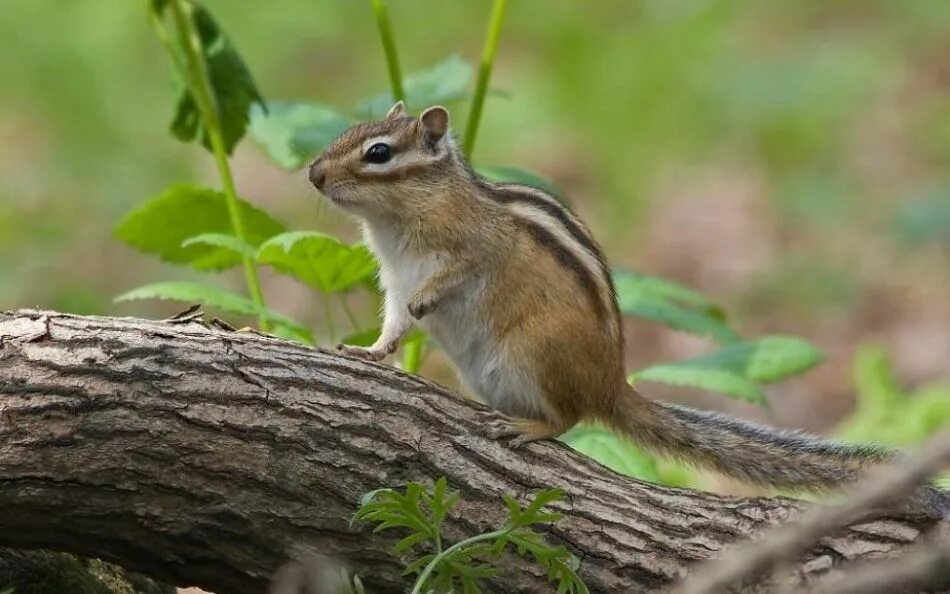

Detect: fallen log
[0, 310, 942, 593]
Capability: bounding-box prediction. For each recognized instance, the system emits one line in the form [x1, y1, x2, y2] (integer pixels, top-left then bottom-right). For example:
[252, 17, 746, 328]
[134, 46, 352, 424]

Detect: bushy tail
[608, 388, 893, 491]
[607, 390, 950, 520]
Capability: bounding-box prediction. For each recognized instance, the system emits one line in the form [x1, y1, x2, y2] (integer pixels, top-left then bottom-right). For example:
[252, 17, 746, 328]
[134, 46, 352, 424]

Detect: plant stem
[321, 294, 337, 344]
[402, 340, 423, 374]
[340, 295, 361, 332]
[169, 0, 269, 331]
[410, 529, 507, 594]
[370, 0, 405, 102]
[146, 5, 184, 73]
[463, 0, 508, 158]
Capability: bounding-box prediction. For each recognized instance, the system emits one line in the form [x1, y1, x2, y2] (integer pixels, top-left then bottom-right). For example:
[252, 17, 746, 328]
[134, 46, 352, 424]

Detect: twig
[209, 317, 237, 332]
[164, 304, 204, 323]
[677, 429, 950, 594]
[798, 538, 950, 594]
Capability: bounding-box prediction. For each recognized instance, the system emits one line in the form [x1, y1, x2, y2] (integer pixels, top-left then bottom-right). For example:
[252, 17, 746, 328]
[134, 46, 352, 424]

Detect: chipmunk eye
[364, 142, 393, 164]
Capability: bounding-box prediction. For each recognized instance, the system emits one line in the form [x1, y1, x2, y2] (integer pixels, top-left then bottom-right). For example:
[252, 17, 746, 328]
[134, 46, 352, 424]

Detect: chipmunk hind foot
[479, 411, 567, 448]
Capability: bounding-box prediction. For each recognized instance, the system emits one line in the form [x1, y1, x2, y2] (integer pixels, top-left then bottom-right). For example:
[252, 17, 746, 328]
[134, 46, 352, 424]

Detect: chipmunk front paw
[407, 294, 438, 319]
[336, 343, 391, 362]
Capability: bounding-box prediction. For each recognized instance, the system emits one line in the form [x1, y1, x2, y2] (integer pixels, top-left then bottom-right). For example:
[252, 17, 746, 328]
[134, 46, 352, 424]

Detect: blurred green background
[2, 0, 949, 490]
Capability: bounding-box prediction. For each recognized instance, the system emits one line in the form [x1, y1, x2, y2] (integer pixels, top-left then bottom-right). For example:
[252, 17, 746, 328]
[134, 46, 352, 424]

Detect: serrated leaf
[432, 477, 447, 503]
[182, 232, 256, 258]
[460, 573, 483, 594]
[357, 55, 473, 119]
[664, 336, 823, 383]
[402, 553, 436, 577]
[443, 491, 460, 516]
[623, 299, 738, 343]
[521, 488, 565, 520]
[490, 534, 510, 556]
[450, 561, 497, 580]
[249, 101, 351, 169]
[501, 494, 521, 520]
[430, 477, 458, 526]
[393, 531, 431, 554]
[159, 3, 264, 153]
[115, 184, 285, 271]
[114, 281, 306, 331]
[633, 337, 824, 403]
[257, 231, 378, 293]
[635, 365, 765, 403]
[356, 488, 391, 512]
[613, 269, 738, 343]
[404, 483, 424, 512]
[477, 166, 565, 202]
[614, 268, 723, 313]
[734, 336, 825, 382]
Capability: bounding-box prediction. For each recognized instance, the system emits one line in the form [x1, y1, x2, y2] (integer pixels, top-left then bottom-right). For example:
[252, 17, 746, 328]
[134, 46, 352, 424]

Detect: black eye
[364, 142, 393, 164]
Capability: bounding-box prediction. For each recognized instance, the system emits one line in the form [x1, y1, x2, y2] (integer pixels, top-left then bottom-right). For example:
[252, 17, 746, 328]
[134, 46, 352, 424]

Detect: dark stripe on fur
[476, 179, 620, 319]
[513, 216, 607, 320]
[493, 185, 602, 259]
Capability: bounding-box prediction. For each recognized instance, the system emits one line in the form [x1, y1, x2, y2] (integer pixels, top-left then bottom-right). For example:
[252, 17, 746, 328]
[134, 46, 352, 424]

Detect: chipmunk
[309, 101, 947, 515]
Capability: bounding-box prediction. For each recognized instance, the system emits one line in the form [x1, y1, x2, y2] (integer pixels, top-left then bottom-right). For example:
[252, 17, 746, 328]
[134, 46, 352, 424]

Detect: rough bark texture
[0, 310, 942, 593]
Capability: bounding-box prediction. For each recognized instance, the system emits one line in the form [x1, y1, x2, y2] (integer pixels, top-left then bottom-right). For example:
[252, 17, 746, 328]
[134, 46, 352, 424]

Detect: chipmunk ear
[419, 106, 449, 143]
[385, 100, 407, 120]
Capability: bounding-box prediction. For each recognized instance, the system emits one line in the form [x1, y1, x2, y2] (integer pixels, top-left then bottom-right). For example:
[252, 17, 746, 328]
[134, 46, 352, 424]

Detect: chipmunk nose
[309, 159, 326, 190]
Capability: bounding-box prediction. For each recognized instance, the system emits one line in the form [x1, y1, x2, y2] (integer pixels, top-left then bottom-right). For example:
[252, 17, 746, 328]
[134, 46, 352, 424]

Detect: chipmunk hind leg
[481, 412, 571, 448]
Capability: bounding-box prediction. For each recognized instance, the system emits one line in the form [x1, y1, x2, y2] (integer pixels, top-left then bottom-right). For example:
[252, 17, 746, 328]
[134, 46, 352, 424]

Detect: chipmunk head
[308, 101, 457, 215]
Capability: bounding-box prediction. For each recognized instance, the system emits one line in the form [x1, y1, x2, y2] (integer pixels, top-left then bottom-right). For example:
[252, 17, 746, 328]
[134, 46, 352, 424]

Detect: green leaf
[477, 166, 565, 201]
[740, 336, 825, 383]
[393, 531, 430, 554]
[663, 336, 824, 383]
[340, 327, 381, 348]
[257, 231, 378, 293]
[635, 365, 765, 404]
[115, 184, 285, 271]
[354, 482, 436, 546]
[614, 268, 723, 313]
[428, 476, 459, 527]
[632, 336, 824, 404]
[358, 487, 395, 510]
[270, 322, 315, 346]
[357, 55, 473, 119]
[559, 425, 662, 481]
[402, 553, 436, 577]
[506, 531, 587, 594]
[160, 3, 265, 153]
[181, 232, 256, 258]
[114, 281, 306, 331]
[837, 345, 950, 452]
[520, 489, 565, 521]
[249, 101, 351, 170]
[613, 269, 739, 343]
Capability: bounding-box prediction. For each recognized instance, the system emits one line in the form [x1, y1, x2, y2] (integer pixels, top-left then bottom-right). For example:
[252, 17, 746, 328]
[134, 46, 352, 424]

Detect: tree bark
[0, 310, 942, 593]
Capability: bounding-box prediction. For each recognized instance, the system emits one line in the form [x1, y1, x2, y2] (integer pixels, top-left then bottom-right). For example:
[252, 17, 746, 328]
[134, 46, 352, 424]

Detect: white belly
[363, 221, 550, 419]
